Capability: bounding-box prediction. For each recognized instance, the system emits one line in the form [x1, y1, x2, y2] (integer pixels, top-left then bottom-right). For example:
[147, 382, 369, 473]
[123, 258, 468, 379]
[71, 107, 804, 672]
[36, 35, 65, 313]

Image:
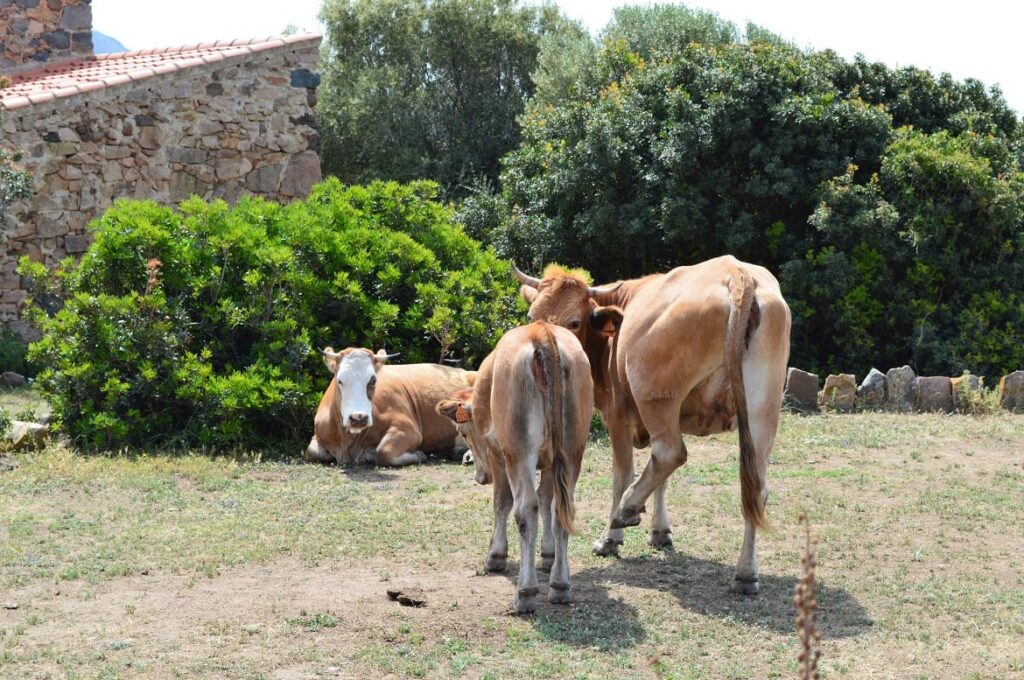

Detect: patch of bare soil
[3, 556, 526, 678]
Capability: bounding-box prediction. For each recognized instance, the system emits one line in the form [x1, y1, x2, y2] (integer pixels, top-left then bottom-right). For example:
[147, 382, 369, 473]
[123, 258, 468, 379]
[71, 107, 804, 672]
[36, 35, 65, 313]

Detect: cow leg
[649, 478, 673, 548]
[538, 469, 556, 570]
[507, 450, 540, 614]
[592, 419, 635, 557]
[732, 359, 784, 595]
[485, 461, 513, 572]
[548, 442, 584, 605]
[373, 425, 427, 467]
[303, 437, 335, 464]
[612, 400, 685, 531]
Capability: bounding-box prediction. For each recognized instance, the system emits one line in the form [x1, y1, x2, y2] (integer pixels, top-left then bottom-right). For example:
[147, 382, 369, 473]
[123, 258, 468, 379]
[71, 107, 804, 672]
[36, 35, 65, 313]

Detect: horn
[375, 349, 401, 361]
[321, 347, 342, 359]
[587, 281, 623, 298]
[442, 358, 462, 366]
[512, 264, 541, 288]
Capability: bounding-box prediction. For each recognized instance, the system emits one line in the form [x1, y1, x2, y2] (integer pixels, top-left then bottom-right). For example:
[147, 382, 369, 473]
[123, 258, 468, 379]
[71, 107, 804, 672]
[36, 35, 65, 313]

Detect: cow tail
[727, 270, 768, 530]
[533, 325, 575, 535]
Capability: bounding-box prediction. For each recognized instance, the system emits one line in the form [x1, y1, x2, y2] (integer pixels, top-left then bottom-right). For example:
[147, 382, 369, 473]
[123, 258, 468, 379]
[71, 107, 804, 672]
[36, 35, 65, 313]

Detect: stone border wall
[0, 0, 93, 71]
[1, 37, 322, 324]
[785, 367, 1024, 414]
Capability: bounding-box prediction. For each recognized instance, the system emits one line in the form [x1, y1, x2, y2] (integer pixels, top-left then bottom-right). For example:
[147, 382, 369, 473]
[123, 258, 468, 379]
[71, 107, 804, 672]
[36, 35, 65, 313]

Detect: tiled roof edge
[0, 34, 321, 111]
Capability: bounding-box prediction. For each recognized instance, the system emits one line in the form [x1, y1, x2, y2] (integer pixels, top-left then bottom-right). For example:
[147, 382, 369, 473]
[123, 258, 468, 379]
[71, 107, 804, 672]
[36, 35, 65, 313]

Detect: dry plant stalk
[795, 511, 822, 679]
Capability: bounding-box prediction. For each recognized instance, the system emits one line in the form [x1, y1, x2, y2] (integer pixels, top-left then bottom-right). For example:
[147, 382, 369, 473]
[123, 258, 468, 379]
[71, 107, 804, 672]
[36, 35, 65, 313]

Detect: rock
[279, 150, 321, 197]
[214, 157, 253, 181]
[916, 376, 954, 413]
[951, 372, 984, 411]
[999, 371, 1024, 412]
[0, 456, 17, 472]
[856, 368, 886, 409]
[885, 366, 918, 412]
[8, 421, 48, 451]
[290, 68, 321, 89]
[245, 163, 283, 193]
[59, 5, 92, 31]
[784, 367, 819, 412]
[819, 373, 856, 412]
[165, 147, 207, 164]
[64, 233, 92, 253]
[2, 602, 18, 610]
[1, 371, 26, 387]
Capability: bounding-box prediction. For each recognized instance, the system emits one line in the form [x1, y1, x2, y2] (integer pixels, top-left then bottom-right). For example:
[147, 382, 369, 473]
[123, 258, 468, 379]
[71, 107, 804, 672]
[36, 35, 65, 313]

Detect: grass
[0, 412, 1022, 678]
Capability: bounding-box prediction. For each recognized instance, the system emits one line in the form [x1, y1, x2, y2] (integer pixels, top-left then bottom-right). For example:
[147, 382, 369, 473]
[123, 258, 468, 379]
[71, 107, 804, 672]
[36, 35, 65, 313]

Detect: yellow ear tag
[455, 405, 470, 423]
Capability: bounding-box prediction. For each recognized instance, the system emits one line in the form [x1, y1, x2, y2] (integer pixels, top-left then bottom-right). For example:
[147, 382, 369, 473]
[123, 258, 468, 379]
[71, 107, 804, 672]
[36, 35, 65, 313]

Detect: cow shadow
[573, 551, 873, 639]
[495, 560, 647, 652]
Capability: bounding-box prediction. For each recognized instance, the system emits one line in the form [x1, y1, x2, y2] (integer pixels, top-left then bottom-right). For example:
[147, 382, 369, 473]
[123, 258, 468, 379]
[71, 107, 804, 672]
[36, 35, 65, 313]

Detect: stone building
[0, 0, 321, 326]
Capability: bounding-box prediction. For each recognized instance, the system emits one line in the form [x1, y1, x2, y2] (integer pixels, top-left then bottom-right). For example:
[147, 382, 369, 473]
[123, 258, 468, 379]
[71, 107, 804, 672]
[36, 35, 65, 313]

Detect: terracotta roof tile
[0, 33, 321, 111]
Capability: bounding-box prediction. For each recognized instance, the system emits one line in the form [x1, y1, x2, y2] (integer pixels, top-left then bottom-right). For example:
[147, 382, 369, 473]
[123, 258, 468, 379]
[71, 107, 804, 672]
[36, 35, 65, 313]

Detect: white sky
[93, 0, 1022, 114]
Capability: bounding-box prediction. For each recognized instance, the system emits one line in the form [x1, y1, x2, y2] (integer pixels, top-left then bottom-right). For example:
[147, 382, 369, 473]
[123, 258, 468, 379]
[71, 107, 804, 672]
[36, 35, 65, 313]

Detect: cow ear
[520, 284, 538, 304]
[322, 347, 342, 373]
[436, 399, 473, 423]
[590, 305, 625, 339]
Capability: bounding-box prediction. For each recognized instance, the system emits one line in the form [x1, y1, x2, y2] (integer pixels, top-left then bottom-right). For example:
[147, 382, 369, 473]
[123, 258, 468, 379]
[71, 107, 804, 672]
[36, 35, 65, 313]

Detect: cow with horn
[513, 257, 791, 594]
[306, 347, 476, 467]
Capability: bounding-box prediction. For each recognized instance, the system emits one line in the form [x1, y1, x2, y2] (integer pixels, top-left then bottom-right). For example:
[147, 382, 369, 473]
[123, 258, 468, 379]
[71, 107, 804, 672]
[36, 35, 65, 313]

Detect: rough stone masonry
[0, 1, 322, 328]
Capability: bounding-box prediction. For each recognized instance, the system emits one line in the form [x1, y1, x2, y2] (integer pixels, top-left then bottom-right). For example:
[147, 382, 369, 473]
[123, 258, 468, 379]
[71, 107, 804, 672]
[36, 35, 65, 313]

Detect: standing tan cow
[436, 322, 593, 613]
[515, 255, 791, 594]
[305, 347, 475, 467]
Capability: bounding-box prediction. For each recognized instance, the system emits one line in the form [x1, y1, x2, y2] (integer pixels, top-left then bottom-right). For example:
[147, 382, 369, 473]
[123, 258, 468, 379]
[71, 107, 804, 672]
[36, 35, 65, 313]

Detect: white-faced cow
[515, 255, 791, 594]
[305, 347, 475, 467]
[436, 322, 594, 614]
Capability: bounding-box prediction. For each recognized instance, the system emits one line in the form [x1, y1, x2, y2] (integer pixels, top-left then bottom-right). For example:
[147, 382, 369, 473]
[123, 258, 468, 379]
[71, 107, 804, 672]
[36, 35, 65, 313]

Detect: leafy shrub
[21, 179, 521, 451]
[0, 329, 36, 377]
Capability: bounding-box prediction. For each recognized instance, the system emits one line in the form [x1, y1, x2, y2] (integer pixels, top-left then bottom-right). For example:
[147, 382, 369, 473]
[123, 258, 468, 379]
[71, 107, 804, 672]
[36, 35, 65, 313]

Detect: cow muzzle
[346, 412, 370, 432]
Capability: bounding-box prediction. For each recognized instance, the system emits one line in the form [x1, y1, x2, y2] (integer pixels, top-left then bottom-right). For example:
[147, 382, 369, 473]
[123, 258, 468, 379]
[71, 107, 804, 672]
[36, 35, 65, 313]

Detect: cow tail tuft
[727, 270, 768, 531]
[534, 324, 575, 535]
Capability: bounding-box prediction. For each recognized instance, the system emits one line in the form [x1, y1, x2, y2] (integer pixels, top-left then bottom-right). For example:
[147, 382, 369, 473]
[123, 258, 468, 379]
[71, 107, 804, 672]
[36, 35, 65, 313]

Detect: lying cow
[305, 347, 475, 467]
[515, 256, 791, 594]
[436, 322, 594, 614]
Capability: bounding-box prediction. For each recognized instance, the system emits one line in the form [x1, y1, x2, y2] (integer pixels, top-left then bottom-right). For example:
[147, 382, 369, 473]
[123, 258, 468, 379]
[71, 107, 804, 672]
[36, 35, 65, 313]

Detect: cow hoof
[514, 587, 539, 614]
[609, 506, 643, 530]
[485, 553, 507, 572]
[730, 577, 760, 596]
[548, 582, 573, 605]
[648, 529, 674, 549]
[540, 552, 555, 571]
[414, 451, 428, 464]
[356, 451, 377, 466]
[462, 450, 474, 465]
[592, 536, 622, 557]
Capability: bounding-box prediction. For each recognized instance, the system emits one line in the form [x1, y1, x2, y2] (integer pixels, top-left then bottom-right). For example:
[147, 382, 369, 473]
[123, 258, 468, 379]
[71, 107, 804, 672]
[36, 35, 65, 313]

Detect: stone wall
[0, 38, 322, 324]
[0, 0, 93, 70]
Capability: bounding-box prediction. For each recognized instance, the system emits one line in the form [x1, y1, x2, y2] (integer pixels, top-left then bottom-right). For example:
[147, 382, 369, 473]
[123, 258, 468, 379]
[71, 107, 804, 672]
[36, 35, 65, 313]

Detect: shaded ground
[1, 413, 1022, 678]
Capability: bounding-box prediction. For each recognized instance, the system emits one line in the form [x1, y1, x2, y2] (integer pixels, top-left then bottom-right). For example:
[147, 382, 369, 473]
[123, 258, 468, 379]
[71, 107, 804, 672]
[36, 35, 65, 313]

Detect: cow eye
[570, 320, 581, 330]
[368, 376, 377, 387]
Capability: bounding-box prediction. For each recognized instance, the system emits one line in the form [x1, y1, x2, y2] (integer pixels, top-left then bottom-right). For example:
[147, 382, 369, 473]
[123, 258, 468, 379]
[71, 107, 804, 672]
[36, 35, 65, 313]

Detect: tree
[462, 4, 1023, 379]
[317, 0, 584, 199]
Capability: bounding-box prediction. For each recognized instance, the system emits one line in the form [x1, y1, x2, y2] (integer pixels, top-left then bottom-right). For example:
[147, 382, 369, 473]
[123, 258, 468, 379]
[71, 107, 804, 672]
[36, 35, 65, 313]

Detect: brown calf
[437, 322, 593, 613]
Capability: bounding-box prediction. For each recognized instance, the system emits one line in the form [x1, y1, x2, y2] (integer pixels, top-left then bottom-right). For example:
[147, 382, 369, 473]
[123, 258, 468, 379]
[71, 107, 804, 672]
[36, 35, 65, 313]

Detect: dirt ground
[1, 412, 1023, 679]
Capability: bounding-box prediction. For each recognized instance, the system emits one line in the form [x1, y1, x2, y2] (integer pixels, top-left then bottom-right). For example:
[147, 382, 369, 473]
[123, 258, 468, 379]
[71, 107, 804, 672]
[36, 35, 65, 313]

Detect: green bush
[21, 179, 521, 451]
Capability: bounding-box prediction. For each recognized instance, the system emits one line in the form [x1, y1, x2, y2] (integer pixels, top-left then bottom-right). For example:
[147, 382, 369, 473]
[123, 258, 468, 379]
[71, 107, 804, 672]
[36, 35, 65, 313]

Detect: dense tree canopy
[317, 0, 584, 198]
[461, 4, 1023, 380]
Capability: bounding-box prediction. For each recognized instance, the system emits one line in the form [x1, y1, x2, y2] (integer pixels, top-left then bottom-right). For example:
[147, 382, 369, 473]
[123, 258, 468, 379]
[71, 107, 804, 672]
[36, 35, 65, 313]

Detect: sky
[93, 0, 1022, 114]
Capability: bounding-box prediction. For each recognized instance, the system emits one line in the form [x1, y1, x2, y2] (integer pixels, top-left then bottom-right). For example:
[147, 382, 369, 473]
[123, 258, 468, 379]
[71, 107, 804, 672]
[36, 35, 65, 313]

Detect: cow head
[322, 347, 399, 434]
[436, 391, 492, 485]
[514, 264, 624, 348]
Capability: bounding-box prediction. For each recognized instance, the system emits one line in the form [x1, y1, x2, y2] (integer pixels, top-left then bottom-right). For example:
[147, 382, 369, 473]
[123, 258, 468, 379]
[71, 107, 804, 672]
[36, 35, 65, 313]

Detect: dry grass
[0, 411, 1022, 678]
